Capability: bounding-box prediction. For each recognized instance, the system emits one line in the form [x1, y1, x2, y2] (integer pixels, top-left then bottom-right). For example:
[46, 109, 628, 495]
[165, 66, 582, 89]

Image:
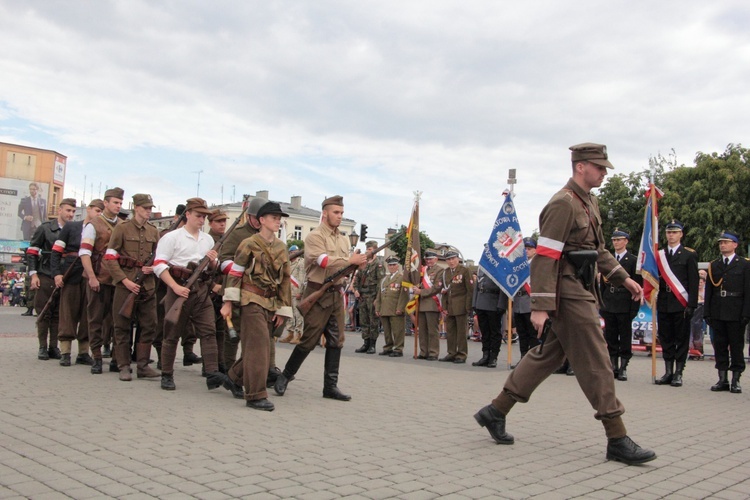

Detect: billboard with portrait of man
[0, 178, 51, 241]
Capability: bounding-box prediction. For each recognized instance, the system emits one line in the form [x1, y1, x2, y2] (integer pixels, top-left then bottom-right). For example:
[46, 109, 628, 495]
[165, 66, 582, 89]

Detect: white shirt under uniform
[153, 227, 215, 278]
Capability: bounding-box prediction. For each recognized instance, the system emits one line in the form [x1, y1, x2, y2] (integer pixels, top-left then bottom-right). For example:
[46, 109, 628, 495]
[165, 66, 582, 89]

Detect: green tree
[388, 225, 436, 264]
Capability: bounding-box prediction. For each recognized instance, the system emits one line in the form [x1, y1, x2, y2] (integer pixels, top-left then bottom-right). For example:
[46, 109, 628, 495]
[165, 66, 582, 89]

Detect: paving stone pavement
[1, 307, 749, 499]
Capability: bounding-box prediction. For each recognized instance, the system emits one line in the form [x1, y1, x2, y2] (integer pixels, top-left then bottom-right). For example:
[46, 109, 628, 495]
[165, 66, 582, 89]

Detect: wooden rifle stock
[296, 231, 403, 316]
[118, 212, 186, 319]
[164, 211, 244, 326]
[36, 257, 80, 325]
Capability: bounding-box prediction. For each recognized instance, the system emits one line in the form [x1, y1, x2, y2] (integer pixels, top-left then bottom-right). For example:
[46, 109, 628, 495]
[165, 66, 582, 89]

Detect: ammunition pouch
[566, 250, 598, 288]
[117, 255, 145, 269]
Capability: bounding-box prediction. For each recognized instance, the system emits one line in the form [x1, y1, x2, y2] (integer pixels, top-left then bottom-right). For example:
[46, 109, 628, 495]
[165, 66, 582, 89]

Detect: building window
[293, 225, 302, 240]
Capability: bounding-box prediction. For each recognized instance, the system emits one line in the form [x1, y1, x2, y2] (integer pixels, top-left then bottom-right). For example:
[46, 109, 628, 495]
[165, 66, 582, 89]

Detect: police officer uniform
[375, 256, 409, 356]
[354, 240, 385, 354]
[704, 231, 750, 393]
[513, 238, 538, 361]
[600, 229, 641, 381]
[655, 220, 699, 387]
[105, 194, 161, 381]
[471, 268, 506, 368]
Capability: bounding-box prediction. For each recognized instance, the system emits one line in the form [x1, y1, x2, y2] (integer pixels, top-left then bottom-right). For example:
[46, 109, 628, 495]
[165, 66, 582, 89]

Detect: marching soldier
[105, 194, 161, 381]
[412, 249, 442, 360]
[704, 231, 750, 393]
[353, 240, 385, 354]
[474, 143, 655, 465]
[280, 245, 305, 344]
[438, 250, 473, 363]
[28, 198, 77, 360]
[655, 220, 699, 387]
[221, 201, 293, 411]
[600, 229, 641, 381]
[80, 187, 124, 374]
[153, 197, 227, 391]
[206, 208, 228, 371]
[375, 256, 409, 356]
[50, 199, 103, 366]
[274, 195, 367, 401]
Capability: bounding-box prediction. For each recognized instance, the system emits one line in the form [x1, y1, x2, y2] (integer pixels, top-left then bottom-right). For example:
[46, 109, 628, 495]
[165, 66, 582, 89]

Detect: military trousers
[112, 285, 157, 367]
[160, 284, 218, 374]
[358, 294, 379, 340]
[418, 310, 440, 358]
[33, 273, 59, 349]
[297, 290, 346, 353]
[58, 279, 88, 344]
[657, 310, 691, 363]
[381, 314, 405, 353]
[492, 297, 626, 425]
[86, 283, 115, 359]
[712, 319, 746, 373]
[601, 311, 633, 360]
[445, 313, 468, 361]
[228, 303, 271, 401]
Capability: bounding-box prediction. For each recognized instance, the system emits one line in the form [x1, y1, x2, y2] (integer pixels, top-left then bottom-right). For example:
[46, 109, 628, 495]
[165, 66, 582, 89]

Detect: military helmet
[246, 197, 267, 217]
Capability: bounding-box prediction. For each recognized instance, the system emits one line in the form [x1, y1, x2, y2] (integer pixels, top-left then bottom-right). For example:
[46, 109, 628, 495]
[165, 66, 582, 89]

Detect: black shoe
[472, 353, 490, 367]
[670, 373, 683, 387]
[21, 309, 34, 316]
[91, 359, 103, 374]
[388, 351, 403, 357]
[223, 378, 244, 399]
[246, 398, 275, 411]
[439, 356, 455, 362]
[109, 360, 119, 372]
[730, 372, 742, 394]
[274, 373, 292, 396]
[102, 345, 112, 358]
[417, 354, 427, 359]
[354, 340, 369, 353]
[566, 366, 575, 376]
[59, 354, 71, 366]
[76, 353, 95, 366]
[323, 386, 351, 401]
[266, 366, 282, 388]
[453, 358, 466, 364]
[379, 350, 393, 356]
[183, 351, 202, 366]
[606, 436, 657, 465]
[161, 373, 176, 391]
[206, 371, 228, 390]
[426, 356, 438, 361]
[474, 405, 514, 445]
[48, 347, 61, 360]
[366, 343, 376, 354]
[38, 347, 49, 360]
[486, 357, 498, 368]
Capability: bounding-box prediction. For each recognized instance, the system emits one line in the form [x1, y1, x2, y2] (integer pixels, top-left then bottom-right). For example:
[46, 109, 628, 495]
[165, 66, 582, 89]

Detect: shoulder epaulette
[684, 247, 697, 253]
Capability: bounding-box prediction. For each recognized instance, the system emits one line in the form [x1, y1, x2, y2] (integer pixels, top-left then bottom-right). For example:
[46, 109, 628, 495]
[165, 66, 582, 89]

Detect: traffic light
[360, 224, 368, 242]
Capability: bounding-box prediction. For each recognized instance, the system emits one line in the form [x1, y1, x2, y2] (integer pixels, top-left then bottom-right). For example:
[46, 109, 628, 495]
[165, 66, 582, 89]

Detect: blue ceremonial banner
[478, 191, 530, 298]
[636, 184, 662, 307]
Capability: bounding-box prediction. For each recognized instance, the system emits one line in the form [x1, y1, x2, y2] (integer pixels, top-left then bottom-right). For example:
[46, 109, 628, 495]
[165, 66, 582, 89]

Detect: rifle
[118, 212, 186, 319]
[297, 231, 403, 316]
[164, 211, 245, 326]
[288, 248, 304, 261]
[36, 257, 80, 325]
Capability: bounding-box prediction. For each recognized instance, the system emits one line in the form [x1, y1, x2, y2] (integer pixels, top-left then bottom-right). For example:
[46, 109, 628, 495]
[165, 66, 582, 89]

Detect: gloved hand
[684, 307, 695, 318]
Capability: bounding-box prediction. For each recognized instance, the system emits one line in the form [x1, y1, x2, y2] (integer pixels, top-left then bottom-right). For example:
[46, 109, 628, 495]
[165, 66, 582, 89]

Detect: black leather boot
[472, 352, 490, 367]
[91, 358, 103, 374]
[670, 362, 685, 387]
[161, 373, 176, 390]
[274, 346, 310, 396]
[183, 351, 202, 366]
[266, 366, 282, 388]
[710, 370, 729, 391]
[366, 339, 376, 354]
[38, 347, 49, 360]
[606, 436, 657, 465]
[486, 352, 498, 368]
[354, 338, 369, 353]
[206, 371, 228, 390]
[473, 405, 514, 445]
[223, 377, 244, 399]
[654, 360, 674, 385]
[323, 348, 351, 401]
[617, 358, 629, 381]
[730, 371, 742, 393]
[610, 356, 619, 378]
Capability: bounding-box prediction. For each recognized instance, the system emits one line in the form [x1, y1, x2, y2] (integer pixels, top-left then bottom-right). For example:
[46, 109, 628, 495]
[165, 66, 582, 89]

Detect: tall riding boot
[472, 351, 490, 367]
[136, 343, 160, 378]
[610, 356, 619, 378]
[354, 338, 369, 353]
[366, 338, 376, 354]
[730, 371, 742, 393]
[323, 347, 351, 401]
[654, 360, 674, 385]
[273, 346, 310, 396]
[711, 370, 729, 391]
[671, 362, 685, 387]
[617, 358, 629, 381]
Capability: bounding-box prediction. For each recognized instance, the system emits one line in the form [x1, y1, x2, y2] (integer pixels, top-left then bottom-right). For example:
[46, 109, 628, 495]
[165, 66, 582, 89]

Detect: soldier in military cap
[704, 231, 750, 393]
[28, 198, 78, 360]
[221, 201, 293, 411]
[475, 143, 655, 465]
[50, 199, 103, 367]
[353, 240, 386, 354]
[411, 249, 443, 360]
[153, 197, 228, 391]
[375, 256, 409, 356]
[105, 194, 161, 381]
[600, 229, 642, 381]
[655, 220, 699, 387]
[436, 250, 473, 363]
[205, 208, 229, 371]
[80, 187, 124, 373]
[274, 195, 367, 401]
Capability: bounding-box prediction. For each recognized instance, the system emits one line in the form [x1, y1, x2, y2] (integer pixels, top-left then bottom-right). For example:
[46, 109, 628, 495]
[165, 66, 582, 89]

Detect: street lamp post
[348, 230, 359, 251]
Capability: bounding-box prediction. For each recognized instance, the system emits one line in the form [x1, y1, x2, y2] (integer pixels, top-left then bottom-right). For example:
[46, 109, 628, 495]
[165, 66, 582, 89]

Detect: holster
[566, 250, 598, 288]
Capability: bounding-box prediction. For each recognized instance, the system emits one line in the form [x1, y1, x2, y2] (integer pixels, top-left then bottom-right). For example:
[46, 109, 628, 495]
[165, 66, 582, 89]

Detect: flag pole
[506, 169, 517, 370]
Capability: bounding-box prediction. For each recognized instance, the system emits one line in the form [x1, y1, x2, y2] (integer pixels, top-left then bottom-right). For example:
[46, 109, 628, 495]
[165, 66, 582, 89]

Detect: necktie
[725, 257, 729, 266]
[616, 255, 621, 262]
[669, 249, 673, 257]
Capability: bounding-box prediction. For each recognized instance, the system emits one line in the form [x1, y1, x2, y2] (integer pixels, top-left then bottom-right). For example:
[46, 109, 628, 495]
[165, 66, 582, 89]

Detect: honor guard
[412, 249, 442, 360]
[374, 256, 409, 356]
[437, 250, 473, 363]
